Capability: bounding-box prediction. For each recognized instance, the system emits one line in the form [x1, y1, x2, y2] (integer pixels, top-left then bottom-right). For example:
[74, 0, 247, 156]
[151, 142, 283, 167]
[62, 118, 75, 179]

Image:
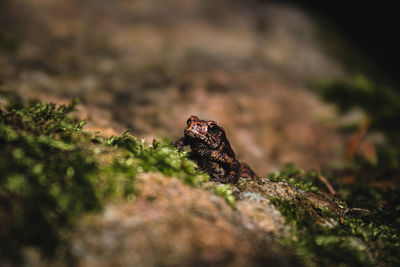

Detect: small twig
[339, 210, 347, 224]
[350, 208, 371, 213]
[317, 172, 336, 196]
[339, 207, 371, 224]
[345, 118, 371, 161]
[304, 134, 337, 196]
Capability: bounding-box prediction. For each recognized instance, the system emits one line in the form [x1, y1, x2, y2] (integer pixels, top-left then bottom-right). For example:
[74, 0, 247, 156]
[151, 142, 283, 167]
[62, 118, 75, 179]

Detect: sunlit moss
[0, 96, 100, 262]
[104, 133, 207, 186]
[0, 93, 208, 264]
[104, 133, 237, 208]
[213, 184, 237, 209]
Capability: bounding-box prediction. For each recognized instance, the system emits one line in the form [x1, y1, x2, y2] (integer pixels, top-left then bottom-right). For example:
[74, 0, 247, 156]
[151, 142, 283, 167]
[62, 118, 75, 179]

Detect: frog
[172, 115, 257, 183]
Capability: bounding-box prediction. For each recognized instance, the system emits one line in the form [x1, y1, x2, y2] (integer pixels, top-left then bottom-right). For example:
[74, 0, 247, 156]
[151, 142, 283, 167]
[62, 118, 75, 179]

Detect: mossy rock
[1, 93, 399, 266]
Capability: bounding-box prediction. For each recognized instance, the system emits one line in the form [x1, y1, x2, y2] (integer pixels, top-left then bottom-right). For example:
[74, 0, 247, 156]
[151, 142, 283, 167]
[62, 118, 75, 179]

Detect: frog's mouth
[184, 128, 206, 142]
[184, 128, 221, 149]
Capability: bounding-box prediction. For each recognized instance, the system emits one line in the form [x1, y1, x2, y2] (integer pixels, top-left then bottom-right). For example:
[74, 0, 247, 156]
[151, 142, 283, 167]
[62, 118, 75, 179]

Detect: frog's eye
[187, 115, 199, 125]
[208, 124, 218, 134]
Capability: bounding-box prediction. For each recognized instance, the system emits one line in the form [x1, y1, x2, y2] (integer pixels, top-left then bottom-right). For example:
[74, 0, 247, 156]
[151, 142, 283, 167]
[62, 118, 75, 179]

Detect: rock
[72, 173, 301, 267]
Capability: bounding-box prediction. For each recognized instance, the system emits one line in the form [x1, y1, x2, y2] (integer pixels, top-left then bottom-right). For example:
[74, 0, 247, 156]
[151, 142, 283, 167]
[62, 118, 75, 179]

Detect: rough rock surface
[72, 174, 299, 266]
[70, 174, 339, 267]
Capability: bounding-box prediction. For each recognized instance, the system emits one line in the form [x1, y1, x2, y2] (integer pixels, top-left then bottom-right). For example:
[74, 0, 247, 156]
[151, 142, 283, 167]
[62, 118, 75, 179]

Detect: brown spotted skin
[172, 115, 258, 183]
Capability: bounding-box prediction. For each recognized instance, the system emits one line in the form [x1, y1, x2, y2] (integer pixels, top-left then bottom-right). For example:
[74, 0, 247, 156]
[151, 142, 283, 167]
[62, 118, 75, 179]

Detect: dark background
[284, 1, 399, 86]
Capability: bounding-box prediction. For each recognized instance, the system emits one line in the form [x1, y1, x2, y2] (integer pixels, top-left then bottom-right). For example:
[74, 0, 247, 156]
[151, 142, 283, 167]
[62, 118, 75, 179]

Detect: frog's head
[184, 115, 227, 149]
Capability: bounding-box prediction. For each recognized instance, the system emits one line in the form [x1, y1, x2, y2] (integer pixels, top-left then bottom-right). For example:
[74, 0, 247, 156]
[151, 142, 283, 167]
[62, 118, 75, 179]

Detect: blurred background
[1, 0, 399, 180]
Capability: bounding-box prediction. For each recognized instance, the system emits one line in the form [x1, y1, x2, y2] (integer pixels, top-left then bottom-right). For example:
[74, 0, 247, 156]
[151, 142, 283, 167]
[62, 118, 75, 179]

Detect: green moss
[213, 184, 237, 209]
[104, 133, 207, 187]
[271, 196, 400, 266]
[270, 198, 372, 266]
[0, 96, 100, 261]
[98, 152, 138, 201]
[268, 163, 320, 193]
[104, 132, 237, 208]
[308, 74, 400, 265]
[339, 207, 400, 266]
[0, 93, 209, 263]
[338, 182, 400, 211]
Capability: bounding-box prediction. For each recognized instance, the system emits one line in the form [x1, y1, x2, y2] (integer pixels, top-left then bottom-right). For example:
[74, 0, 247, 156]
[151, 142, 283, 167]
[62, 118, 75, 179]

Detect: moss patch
[104, 133, 207, 187]
[213, 184, 237, 209]
[270, 191, 400, 266]
[0, 95, 185, 262]
[270, 198, 371, 266]
[268, 163, 320, 193]
[0, 96, 101, 262]
[0, 93, 235, 264]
